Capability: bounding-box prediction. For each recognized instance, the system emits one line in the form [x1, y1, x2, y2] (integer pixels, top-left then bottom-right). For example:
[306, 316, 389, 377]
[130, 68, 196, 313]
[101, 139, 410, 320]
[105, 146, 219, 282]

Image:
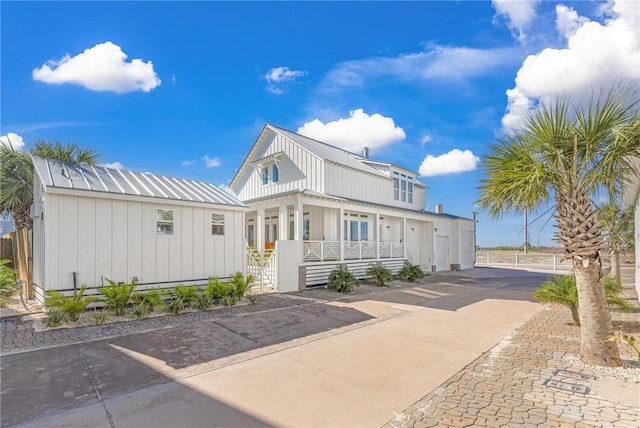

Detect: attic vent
[61, 168, 69, 179]
[435, 204, 443, 214]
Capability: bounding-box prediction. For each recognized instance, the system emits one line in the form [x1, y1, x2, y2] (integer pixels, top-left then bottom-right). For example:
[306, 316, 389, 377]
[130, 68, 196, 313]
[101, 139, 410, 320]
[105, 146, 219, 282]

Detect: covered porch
[244, 191, 435, 292]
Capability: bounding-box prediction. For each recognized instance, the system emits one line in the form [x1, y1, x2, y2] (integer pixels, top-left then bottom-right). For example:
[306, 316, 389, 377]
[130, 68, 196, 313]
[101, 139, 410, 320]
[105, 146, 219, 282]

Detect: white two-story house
[231, 124, 475, 292]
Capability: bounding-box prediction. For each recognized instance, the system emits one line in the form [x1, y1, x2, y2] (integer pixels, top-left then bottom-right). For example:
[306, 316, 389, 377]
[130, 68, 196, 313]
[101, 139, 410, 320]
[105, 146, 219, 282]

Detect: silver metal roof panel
[31, 156, 245, 207]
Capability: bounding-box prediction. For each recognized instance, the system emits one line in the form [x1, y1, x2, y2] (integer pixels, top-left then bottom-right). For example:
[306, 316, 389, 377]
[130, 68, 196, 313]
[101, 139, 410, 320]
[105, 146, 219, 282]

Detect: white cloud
[419, 134, 433, 146]
[264, 66, 307, 94]
[298, 109, 406, 153]
[321, 45, 519, 91]
[0, 133, 26, 151]
[502, 0, 640, 130]
[555, 5, 589, 40]
[101, 161, 123, 169]
[181, 159, 196, 166]
[492, 0, 541, 42]
[202, 155, 222, 168]
[418, 149, 480, 177]
[33, 41, 161, 93]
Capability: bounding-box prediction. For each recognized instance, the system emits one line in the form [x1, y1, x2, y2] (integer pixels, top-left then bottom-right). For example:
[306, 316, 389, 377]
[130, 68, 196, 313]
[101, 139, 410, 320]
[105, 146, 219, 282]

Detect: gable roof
[231, 124, 424, 187]
[32, 156, 245, 207]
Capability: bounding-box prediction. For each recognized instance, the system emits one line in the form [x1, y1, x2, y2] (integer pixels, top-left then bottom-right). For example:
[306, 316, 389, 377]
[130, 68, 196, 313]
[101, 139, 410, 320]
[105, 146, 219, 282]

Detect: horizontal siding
[304, 259, 407, 286]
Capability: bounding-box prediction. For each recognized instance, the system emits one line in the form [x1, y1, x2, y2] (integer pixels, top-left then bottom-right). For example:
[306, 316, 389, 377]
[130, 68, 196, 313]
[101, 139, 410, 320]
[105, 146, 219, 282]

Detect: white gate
[247, 248, 277, 293]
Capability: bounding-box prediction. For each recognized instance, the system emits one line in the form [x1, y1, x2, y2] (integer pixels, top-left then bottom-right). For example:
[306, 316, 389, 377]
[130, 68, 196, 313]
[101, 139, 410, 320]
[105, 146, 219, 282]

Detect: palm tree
[597, 201, 634, 280]
[478, 84, 640, 367]
[0, 140, 99, 230]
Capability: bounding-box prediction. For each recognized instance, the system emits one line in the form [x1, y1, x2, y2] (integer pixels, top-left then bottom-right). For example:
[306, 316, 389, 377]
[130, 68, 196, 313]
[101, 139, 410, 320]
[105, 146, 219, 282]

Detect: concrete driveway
[1, 268, 547, 427]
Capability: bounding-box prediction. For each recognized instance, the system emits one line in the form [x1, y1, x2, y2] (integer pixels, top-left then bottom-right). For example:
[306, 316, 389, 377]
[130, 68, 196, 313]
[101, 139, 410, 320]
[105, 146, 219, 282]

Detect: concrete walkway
[1, 268, 638, 427]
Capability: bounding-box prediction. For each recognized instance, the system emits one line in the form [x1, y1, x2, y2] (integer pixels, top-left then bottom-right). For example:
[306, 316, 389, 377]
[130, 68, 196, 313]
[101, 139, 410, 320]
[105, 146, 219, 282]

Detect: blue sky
[2, 1, 638, 247]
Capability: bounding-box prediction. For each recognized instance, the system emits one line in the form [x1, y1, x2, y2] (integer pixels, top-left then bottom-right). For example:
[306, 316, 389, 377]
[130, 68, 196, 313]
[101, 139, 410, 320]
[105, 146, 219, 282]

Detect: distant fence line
[475, 252, 573, 272]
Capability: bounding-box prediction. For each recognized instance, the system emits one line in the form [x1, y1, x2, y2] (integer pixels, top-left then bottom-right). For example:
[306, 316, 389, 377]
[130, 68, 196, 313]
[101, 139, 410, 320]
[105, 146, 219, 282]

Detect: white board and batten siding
[39, 191, 245, 292]
[234, 130, 324, 201]
[31, 156, 247, 298]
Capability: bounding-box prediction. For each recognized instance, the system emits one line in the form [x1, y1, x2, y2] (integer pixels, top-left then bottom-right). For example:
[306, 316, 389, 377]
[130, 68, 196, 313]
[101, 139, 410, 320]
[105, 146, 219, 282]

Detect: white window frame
[156, 209, 174, 236]
[211, 213, 225, 236]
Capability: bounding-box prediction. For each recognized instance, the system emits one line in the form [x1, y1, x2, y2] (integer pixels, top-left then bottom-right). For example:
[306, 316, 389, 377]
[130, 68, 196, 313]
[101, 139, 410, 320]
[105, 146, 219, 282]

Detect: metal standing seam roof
[32, 156, 246, 207]
[268, 125, 390, 178]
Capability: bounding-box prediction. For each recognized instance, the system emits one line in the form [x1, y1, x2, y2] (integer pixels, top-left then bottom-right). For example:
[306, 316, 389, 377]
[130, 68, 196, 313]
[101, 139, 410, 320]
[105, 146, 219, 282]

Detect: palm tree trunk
[609, 250, 621, 280]
[573, 258, 621, 366]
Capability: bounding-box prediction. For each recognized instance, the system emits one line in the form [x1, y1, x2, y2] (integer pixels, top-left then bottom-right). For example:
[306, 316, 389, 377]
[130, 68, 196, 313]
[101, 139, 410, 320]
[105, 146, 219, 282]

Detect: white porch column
[375, 209, 380, 259]
[403, 216, 408, 259]
[294, 195, 303, 241]
[278, 203, 287, 241]
[339, 203, 344, 261]
[256, 208, 265, 250]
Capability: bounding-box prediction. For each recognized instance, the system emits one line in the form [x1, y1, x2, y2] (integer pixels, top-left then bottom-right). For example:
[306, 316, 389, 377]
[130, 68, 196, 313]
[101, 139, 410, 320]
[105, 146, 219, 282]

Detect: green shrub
[43, 309, 65, 328]
[327, 265, 359, 294]
[91, 310, 109, 326]
[165, 296, 187, 314]
[100, 279, 136, 316]
[533, 275, 632, 326]
[195, 293, 215, 310]
[45, 286, 93, 322]
[0, 260, 19, 307]
[229, 272, 254, 300]
[173, 285, 199, 305]
[205, 277, 230, 302]
[398, 262, 425, 282]
[130, 304, 150, 319]
[366, 263, 392, 286]
[131, 288, 165, 313]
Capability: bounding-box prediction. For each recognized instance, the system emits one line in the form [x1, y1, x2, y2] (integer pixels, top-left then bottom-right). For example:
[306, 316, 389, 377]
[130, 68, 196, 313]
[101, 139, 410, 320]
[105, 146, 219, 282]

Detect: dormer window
[272, 164, 279, 183]
[393, 172, 414, 203]
[262, 167, 269, 185]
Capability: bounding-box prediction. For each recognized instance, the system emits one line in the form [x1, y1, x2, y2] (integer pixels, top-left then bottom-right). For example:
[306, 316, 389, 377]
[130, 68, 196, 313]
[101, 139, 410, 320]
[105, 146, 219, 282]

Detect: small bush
[101, 279, 136, 316]
[366, 263, 392, 287]
[533, 275, 632, 326]
[327, 265, 359, 294]
[130, 304, 150, 319]
[91, 310, 109, 326]
[45, 286, 93, 322]
[173, 285, 199, 306]
[0, 260, 19, 307]
[205, 277, 230, 303]
[229, 272, 254, 301]
[131, 289, 165, 313]
[195, 293, 215, 311]
[43, 309, 65, 328]
[398, 262, 425, 282]
[165, 296, 187, 314]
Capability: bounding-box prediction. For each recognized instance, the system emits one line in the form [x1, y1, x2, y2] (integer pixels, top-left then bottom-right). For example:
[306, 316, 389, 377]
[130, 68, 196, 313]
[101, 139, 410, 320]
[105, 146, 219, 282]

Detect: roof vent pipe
[435, 204, 443, 214]
[363, 147, 369, 158]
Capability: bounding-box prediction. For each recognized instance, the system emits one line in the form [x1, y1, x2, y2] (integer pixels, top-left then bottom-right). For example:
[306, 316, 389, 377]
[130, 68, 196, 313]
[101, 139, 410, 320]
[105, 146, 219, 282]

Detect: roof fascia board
[44, 186, 247, 211]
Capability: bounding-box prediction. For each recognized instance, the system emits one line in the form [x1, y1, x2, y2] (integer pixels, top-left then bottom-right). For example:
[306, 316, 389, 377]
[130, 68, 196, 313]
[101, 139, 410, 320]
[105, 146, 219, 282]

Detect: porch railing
[303, 241, 404, 261]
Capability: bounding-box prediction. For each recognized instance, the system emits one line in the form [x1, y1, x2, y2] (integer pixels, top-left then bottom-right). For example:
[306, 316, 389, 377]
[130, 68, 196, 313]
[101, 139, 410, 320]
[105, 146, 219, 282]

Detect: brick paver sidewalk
[385, 306, 640, 428]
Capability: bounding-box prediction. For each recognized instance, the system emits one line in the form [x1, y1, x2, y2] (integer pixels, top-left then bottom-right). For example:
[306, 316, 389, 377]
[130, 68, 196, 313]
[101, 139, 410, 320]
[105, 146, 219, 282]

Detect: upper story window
[156, 209, 174, 235]
[272, 164, 279, 183]
[393, 172, 414, 204]
[211, 213, 225, 236]
[262, 167, 269, 185]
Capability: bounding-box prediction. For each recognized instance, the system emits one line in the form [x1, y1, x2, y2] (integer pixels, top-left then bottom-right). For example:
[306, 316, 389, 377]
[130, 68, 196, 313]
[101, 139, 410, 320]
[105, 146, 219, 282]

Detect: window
[247, 224, 255, 246]
[303, 219, 310, 240]
[262, 167, 269, 185]
[360, 222, 369, 241]
[211, 213, 225, 236]
[272, 164, 279, 183]
[392, 171, 414, 204]
[393, 178, 399, 200]
[265, 224, 270, 243]
[344, 213, 369, 241]
[273, 224, 278, 241]
[156, 209, 174, 235]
